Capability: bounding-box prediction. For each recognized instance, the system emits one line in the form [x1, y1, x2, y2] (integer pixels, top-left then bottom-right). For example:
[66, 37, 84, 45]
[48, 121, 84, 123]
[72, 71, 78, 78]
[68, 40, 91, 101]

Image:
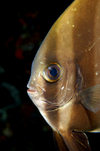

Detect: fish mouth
[27, 89, 36, 93]
[27, 88, 39, 98]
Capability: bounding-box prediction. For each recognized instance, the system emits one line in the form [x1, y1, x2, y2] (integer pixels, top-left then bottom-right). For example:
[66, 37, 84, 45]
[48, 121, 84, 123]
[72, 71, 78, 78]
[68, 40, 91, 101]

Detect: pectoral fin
[60, 131, 91, 151]
[80, 84, 100, 113]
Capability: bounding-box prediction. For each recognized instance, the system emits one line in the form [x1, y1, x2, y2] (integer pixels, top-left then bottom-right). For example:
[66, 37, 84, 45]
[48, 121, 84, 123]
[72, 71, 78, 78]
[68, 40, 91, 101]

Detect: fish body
[27, 0, 100, 150]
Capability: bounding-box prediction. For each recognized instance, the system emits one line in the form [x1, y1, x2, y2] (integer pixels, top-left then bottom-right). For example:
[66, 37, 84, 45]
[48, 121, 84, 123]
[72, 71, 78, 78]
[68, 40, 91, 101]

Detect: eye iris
[43, 63, 61, 82]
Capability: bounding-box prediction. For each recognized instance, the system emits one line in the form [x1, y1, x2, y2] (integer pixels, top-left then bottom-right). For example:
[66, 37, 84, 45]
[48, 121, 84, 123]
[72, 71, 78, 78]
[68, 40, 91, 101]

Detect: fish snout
[27, 82, 45, 99]
[27, 88, 38, 98]
[27, 82, 38, 96]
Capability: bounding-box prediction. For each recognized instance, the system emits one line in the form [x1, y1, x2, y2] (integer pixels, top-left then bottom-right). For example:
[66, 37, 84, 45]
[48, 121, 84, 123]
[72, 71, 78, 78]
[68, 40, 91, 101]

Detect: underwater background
[0, 0, 100, 151]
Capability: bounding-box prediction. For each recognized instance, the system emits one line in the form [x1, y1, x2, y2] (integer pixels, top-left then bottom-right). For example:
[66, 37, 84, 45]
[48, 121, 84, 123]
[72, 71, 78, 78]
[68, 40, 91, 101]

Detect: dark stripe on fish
[71, 0, 99, 150]
[73, 0, 98, 125]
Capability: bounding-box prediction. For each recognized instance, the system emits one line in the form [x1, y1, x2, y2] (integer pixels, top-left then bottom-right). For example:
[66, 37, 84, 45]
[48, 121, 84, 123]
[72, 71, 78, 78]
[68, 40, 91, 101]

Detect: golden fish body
[27, 0, 100, 150]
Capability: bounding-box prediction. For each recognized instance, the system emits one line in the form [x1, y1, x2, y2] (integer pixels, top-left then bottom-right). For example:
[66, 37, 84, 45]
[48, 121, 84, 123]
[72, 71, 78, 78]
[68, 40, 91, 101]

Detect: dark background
[0, 1, 100, 151]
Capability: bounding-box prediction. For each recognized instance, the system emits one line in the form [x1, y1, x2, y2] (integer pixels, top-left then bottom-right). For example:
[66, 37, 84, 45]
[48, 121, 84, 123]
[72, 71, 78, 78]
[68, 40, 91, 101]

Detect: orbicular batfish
[27, 0, 100, 150]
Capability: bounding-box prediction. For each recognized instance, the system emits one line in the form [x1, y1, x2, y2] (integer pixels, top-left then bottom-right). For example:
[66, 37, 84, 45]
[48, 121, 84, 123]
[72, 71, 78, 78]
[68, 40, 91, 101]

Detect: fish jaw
[27, 86, 62, 111]
[27, 88, 47, 110]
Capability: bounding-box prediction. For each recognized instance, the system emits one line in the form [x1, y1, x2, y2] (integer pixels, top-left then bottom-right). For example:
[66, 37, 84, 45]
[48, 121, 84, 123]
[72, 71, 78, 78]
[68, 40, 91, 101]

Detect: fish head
[27, 21, 77, 112]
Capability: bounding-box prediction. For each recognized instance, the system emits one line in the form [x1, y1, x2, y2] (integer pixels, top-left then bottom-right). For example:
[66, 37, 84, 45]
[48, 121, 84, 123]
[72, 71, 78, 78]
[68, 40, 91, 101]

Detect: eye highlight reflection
[43, 63, 62, 83]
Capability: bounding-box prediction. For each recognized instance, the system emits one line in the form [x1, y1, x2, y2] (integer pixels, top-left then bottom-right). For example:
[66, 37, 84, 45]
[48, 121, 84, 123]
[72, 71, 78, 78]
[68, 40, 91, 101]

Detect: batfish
[27, 0, 100, 150]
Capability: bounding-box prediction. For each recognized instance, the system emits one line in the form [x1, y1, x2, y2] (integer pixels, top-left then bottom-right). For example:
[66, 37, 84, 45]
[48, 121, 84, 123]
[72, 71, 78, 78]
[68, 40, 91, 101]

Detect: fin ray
[80, 84, 100, 112]
[61, 131, 91, 151]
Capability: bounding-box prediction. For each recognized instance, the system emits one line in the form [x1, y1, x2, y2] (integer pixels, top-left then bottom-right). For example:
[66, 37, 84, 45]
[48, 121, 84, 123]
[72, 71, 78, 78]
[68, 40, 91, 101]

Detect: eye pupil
[49, 67, 58, 77]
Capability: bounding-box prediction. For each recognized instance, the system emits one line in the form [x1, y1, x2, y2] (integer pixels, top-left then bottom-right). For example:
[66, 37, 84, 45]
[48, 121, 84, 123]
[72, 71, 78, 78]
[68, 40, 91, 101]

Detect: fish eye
[43, 63, 62, 82]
